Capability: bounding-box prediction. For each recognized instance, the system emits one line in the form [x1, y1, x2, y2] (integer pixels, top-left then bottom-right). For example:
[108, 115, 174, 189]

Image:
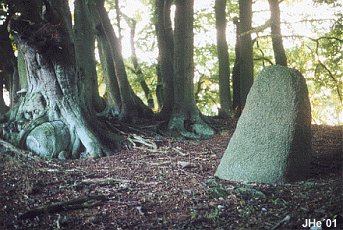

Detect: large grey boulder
[215, 65, 312, 184]
[26, 121, 70, 159]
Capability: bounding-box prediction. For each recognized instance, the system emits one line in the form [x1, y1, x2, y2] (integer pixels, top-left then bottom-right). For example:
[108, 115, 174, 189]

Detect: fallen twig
[271, 215, 291, 230]
[19, 195, 109, 219]
[172, 147, 189, 156]
[128, 134, 157, 149]
[80, 177, 131, 186]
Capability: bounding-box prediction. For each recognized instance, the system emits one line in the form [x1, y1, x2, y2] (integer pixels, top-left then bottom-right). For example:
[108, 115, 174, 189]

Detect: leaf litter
[0, 124, 342, 229]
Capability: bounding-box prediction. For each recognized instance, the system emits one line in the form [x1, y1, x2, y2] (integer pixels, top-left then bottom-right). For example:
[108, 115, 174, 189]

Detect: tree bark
[268, 0, 287, 66]
[168, 0, 214, 139]
[232, 17, 241, 116]
[97, 34, 122, 114]
[17, 49, 28, 91]
[74, 0, 104, 113]
[115, 0, 123, 50]
[86, 1, 121, 115]
[239, 0, 254, 107]
[215, 0, 232, 118]
[155, 0, 174, 120]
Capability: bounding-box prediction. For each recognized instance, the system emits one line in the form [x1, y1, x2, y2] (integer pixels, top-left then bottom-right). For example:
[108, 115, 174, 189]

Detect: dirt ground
[0, 123, 342, 229]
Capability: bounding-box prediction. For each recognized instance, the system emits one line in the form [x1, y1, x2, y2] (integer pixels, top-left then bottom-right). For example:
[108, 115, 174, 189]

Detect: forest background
[67, 0, 341, 125]
[0, 0, 341, 126]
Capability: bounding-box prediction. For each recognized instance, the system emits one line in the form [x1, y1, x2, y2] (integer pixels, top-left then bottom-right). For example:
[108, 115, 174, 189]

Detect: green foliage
[234, 187, 266, 199]
[194, 6, 215, 34]
[206, 208, 221, 223]
[237, 200, 256, 218]
[287, 19, 342, 125]
[190, 208, 198, 220]
[205, 178, 230, 198]
[313, 0, 342, 7]
[194, 45, 221, 116]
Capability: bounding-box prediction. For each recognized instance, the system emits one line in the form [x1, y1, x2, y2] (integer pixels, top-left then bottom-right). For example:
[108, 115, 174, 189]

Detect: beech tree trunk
[129, 20, 154, 109]
[5, 0, 120, 158]
[215, 0, 232, 118]
[85, 1, 121, 115]
[155, 0, 174, 120]
[74, 0, 104, 113]
[239, 0, 254, 107]
[168, 0, 214, 139]
[232, 17, 241, 116]
[97, 35, 122, 114]
[94, 0, 152, 122]
[268, 0, 287, 66]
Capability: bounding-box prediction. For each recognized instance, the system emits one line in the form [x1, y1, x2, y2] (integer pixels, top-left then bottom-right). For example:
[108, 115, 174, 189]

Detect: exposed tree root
[0, 139, 39, 160]
[168, 112, 215, 139]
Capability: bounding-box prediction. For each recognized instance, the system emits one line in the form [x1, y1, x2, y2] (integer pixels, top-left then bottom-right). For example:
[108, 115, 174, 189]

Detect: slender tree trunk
[239, 0, 254, 107]
[87, 1, 121, 115]
[96, 0, 137, 121]
[232, 17, 241, 116]
[268, 0, 287, 66]
[74, 0, 104, 113]
[155, 0, 174, 120]
[168, 0, 214, 139]
[215, 0, 232, 118]
[129, 20, 154, 108]
[115, 0, 122, 50]
[155, 64, 163, 110]
[95, 0, 152, 122]
[97, 35, 122, 114]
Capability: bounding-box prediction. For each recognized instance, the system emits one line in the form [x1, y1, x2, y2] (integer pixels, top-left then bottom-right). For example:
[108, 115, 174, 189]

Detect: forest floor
[0, 121, 342, 230]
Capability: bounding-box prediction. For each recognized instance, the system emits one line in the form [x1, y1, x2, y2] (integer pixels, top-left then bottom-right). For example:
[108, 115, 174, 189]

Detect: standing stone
[26, 121, 70, 159]
[215, 65, 312, 183]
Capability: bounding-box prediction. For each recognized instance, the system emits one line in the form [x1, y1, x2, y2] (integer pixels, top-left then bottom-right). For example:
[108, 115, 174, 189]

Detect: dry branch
[271, 215, 291, 230]
[128, 134, 157, 149]
[19, 195, 109, 219]
[80, 177, 131, 186]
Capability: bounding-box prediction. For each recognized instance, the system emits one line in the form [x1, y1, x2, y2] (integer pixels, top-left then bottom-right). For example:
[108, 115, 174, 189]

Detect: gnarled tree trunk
[4, 0, 120, 159]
